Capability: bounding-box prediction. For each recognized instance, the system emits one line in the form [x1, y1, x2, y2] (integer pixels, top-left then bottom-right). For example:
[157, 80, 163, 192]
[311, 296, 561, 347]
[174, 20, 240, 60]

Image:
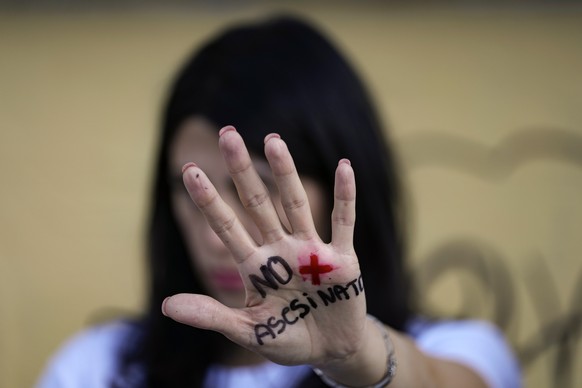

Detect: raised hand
[162, 125, 367, 368]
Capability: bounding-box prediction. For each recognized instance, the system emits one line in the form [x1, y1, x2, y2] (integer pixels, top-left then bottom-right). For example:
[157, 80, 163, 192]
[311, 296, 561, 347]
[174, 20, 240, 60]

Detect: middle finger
[218, 126, 285, 244]
[263, 133, 316, 239]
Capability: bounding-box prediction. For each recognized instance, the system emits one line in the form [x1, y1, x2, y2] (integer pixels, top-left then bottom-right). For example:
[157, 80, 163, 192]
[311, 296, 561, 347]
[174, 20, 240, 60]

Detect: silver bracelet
[313, 314, 397, 388]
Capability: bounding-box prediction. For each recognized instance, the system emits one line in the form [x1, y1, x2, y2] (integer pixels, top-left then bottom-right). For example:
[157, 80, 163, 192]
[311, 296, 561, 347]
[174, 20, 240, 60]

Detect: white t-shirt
[36, 318, 521, 388]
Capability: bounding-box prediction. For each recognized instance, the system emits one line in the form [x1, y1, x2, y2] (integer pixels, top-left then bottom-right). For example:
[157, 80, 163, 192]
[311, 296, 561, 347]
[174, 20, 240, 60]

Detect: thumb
[162, 293, 251, 344]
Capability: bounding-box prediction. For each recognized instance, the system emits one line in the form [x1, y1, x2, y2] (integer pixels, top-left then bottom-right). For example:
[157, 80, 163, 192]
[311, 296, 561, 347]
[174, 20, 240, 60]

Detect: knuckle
[332, 214, 355, 227]
[282, 197, 306, 212]
[243, 191, 270, 210]
[196, 190, 219, 211]
[212, 214, 237, 237]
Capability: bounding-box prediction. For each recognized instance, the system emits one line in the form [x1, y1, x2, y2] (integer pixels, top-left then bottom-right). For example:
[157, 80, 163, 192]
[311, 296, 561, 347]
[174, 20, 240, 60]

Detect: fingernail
[264, 133, 281, 144]
[339, 158, 351, 166]
[219, 125, 236, 137]
[161, 297, 170, 316]
[182, 162, 197, 173]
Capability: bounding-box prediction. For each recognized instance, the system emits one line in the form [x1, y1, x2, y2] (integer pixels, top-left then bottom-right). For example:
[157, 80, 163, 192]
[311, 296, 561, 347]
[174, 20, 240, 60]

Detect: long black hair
[117, 15, 413, 388]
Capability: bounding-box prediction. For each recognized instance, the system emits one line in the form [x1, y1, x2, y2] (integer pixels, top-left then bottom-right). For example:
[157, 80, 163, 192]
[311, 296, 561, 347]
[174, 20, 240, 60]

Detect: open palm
[163, 126, 367, 368]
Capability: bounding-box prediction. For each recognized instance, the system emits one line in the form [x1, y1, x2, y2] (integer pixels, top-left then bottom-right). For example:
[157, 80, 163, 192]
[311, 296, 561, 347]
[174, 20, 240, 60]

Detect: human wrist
[312, 315, 397, 387]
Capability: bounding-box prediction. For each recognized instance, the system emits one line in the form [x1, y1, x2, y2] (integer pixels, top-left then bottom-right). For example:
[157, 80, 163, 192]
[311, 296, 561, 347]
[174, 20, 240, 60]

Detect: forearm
[312, 317, 391, 387]
[313, 317, 487, 388]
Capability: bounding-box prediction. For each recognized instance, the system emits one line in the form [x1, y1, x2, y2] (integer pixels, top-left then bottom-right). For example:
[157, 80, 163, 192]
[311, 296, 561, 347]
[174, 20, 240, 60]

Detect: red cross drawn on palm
[299, 254, 333, 285]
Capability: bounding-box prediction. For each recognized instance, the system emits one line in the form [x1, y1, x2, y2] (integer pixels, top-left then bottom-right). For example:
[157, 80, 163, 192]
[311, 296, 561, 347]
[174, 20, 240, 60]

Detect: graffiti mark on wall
[400, 127, 582, 179]
[414, 240, 582, 388]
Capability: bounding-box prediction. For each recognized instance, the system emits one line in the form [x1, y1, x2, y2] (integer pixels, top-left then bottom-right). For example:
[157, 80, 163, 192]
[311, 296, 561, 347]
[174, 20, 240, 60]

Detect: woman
[38, 16, 521, 388]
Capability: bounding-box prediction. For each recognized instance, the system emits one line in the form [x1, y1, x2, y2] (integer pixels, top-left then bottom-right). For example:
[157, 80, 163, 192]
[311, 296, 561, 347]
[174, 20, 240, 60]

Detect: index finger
[182, 162, 257, 262]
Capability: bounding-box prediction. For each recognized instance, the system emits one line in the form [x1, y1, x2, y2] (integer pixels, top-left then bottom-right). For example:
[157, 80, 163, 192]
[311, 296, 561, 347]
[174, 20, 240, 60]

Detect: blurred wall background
[1, 2, 581, 387]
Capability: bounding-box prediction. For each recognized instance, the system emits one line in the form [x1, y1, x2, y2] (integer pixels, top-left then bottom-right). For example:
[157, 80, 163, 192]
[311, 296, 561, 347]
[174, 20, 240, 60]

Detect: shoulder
[407, 318, 522, 388]
[36, 320, 140, 388]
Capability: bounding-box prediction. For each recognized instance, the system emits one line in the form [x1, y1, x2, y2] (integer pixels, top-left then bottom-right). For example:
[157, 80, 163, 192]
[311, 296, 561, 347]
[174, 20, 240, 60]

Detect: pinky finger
[331, 159, 356, 253]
